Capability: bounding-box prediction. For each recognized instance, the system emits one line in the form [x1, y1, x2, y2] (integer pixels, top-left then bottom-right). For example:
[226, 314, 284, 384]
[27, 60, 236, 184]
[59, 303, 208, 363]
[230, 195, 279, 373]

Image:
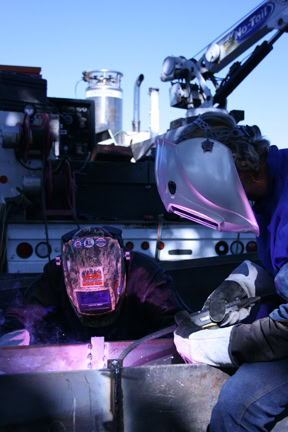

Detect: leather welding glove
[204, 260, 275, 326]
[174, 310, 234, 367]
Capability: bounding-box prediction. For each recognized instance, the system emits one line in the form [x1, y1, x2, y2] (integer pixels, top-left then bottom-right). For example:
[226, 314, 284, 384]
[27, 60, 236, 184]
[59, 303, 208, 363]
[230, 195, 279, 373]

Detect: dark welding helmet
[62, 226, 127, 327]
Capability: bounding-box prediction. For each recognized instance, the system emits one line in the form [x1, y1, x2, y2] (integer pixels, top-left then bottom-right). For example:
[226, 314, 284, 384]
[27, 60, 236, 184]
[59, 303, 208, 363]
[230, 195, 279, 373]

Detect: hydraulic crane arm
[161, 1, 288, 113]
[198, 1, 288, 75]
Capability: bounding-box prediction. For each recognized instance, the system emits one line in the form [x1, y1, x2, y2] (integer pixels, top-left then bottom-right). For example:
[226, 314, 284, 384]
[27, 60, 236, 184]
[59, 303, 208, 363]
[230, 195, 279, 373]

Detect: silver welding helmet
[62, 226, 126, 327]
[155, 121, 259, 236]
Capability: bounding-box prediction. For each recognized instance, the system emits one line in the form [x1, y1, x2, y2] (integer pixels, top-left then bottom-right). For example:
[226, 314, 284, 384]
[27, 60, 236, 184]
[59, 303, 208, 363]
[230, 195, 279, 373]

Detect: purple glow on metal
[0, 338, 177, 374]
[103, 339, 177, 367]
[0, 340, 104, 374]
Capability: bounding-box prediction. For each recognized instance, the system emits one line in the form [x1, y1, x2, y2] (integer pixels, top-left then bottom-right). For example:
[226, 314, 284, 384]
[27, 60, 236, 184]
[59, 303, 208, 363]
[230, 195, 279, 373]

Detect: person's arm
[127, 252, 179, 329]
[229, 316, 288, 366]
[173, 311, 288, 367]
[230, 259, 288, 366]
[3, 259, 63, 333]
[173, 260, 288, 367]
[23, 259, 63, 306]
[145, 272, 179, 328]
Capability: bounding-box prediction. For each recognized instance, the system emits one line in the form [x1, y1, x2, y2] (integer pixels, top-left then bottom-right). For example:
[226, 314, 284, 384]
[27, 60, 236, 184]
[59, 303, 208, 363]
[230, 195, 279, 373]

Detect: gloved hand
[204, 260, 274, 326]
[0, 329, 30, 346]
[174, 310, 234, 367]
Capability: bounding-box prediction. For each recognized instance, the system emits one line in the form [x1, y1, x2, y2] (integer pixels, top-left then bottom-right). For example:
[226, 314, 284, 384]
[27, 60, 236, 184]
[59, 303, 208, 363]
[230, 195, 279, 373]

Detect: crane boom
[161, 0, 288, 114]
[198, 1, 288, 74]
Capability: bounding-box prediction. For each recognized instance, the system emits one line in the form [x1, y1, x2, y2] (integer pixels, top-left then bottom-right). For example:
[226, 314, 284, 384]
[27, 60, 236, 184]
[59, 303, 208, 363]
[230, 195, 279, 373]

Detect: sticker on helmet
[73, 239, 84, 249]
[95, 238, 107, 247]
[83, 238, 95, 248]
[80, 267, 104, 288]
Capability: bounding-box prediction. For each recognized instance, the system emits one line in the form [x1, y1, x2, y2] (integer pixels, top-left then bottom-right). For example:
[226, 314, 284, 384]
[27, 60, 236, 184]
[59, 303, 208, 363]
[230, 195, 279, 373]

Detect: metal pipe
[149, 87, 159, 138]
[132, 74, 144, 132]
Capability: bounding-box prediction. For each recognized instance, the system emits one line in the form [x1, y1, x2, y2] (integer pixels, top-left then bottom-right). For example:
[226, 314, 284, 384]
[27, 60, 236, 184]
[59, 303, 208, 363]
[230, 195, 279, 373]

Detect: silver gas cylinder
[84, 69, 123, 140]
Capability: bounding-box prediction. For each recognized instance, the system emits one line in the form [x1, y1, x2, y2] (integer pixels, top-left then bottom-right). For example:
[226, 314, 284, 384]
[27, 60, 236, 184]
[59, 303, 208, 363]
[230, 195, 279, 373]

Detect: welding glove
[174, 310, 234, 367]
[204, 260, 275, 326]
[0, 329, 30, 346]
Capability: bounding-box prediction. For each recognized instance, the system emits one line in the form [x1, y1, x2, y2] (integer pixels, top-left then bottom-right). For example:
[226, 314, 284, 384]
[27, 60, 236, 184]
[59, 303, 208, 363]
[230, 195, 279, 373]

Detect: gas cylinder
[84, 69, 123, 141]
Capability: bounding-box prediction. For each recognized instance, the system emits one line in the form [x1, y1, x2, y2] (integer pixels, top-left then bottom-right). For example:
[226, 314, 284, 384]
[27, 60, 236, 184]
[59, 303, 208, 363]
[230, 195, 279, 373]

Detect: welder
[1, 225, 179, 345]
[156, 110, 288, 431]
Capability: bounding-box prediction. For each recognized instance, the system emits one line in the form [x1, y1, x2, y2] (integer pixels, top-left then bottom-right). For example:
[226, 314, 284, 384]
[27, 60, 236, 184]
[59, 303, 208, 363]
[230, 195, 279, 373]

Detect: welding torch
[118, 295, 261, 362]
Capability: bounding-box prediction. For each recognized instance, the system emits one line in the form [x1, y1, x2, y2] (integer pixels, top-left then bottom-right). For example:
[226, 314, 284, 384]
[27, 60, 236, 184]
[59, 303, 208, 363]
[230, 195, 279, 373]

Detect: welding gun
[188, 295, 261, 329]
[117, 296, 261, 362]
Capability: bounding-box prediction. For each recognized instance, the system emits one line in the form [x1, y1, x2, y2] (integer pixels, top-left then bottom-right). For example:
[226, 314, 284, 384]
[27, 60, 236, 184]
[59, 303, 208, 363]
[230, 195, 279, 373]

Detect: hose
[118, 323, 176, 363]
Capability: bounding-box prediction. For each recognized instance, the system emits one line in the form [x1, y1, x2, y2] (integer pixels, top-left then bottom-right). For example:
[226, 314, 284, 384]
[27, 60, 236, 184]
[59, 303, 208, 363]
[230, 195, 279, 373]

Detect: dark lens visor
[77, 290, 112, 313]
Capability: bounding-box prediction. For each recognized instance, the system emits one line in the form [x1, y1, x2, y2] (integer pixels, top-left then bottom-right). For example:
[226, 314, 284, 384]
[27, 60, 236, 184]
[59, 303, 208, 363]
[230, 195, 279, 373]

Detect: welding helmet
[155, 117, 259, 236]
[61, 226, 127, 327]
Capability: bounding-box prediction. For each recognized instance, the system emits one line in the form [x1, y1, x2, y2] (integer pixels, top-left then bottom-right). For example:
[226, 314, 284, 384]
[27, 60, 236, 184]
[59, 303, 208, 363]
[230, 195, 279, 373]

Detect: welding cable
[0, 202, 11, 271]
[74, 79, 83, 99]
[52, 158, 65, 175]
[118, 323, 177, 363]
[0, 204, 8, 271]
[0, 204, 6, 247]
[69, 152, 91, 227]
[173, 286, 194, 313]
[71, 152, 91, 183]
[15, 156, 42, 171]
[41, 158, 51, 263]
[64, 160, 80, 229]
[118, 319, 223, 364]
[154, 216, 163, 261]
